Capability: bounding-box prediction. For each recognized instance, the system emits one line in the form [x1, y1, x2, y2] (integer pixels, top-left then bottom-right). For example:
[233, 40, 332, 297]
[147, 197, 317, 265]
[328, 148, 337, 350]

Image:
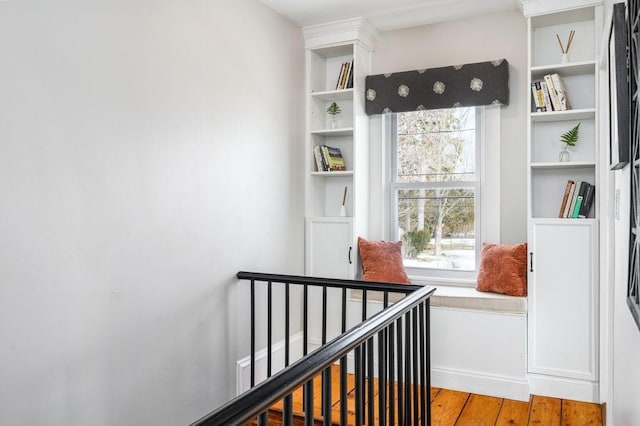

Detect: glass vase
[329, 117, 337, 129]
[559, 146, 570, 162]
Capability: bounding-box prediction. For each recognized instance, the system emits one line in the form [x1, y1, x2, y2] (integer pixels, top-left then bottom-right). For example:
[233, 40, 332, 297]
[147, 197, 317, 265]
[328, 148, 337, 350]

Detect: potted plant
[559, 122, 580, 162]
[326, 102, 341, 129]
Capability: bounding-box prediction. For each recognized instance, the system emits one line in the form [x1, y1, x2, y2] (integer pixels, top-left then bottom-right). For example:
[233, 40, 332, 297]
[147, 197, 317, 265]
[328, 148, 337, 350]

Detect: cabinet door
[305, 218, 354, 279]
[528, 220, 598, 380]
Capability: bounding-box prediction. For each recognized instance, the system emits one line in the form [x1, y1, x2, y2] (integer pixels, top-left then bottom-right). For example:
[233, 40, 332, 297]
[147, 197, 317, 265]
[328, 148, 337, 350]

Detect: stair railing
[190, 271, 436, 426]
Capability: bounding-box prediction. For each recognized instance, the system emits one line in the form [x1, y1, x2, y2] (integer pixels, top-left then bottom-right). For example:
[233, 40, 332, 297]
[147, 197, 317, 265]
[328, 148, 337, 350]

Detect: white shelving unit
[523, 0, 602, 402]
[302, 19, 377, 279]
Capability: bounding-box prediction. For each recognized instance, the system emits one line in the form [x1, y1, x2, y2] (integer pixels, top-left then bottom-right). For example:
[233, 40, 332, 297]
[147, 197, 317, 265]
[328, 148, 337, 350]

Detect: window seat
[351, 284, 527, 315]
[429, 285, 527, 314]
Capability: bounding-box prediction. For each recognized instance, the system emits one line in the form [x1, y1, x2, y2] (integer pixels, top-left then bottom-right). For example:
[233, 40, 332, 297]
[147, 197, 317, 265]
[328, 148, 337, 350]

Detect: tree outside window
[391, 107, 479, 272]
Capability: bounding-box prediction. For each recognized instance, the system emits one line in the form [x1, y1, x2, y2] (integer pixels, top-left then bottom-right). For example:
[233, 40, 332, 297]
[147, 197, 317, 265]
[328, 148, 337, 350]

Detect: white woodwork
[302, 17, 378, 51]
[524, 1, 602, 402]
[305, 218, 354, 279]
[528, 220, 599, 380]
[431, 307, 529, 401]
[303, 21, 376, 278]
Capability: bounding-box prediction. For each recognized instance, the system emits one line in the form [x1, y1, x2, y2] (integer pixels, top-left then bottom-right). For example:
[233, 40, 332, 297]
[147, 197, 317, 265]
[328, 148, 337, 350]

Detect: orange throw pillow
[476, 243, 527, 296]
[358, 237, 410, 284]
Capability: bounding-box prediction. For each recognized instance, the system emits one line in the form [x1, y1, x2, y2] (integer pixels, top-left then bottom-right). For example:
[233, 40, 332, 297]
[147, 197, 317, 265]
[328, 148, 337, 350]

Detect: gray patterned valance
[365, 59, 509, 115]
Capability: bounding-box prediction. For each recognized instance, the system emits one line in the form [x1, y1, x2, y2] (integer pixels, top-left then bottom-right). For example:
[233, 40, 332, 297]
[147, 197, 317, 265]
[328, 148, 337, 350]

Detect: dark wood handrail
[190, 275, 435, 426]
[237, 270, 425, 293]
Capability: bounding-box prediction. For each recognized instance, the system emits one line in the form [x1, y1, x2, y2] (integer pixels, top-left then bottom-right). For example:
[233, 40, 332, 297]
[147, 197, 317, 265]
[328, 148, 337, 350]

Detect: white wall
[0, 1, 304, 425]
[368, 11, 528, 244]
[611, 167, 640, 424]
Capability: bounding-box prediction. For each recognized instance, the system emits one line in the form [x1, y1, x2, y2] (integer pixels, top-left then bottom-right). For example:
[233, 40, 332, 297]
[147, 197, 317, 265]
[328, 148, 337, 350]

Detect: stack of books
[313, 145, 346, 171]
[531, 73, 571, 112]
[558, 180, 595, 218]
[335, 61, 354, 90]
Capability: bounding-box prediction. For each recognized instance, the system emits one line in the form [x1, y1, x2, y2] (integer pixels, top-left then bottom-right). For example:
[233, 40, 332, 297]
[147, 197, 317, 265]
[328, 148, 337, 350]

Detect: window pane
[397, 188, 475, 271]
[396, 108, 476, 183]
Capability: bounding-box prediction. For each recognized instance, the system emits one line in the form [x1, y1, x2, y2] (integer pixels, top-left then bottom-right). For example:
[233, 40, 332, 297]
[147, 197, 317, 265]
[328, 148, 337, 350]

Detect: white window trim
[382, 106, 501, 286]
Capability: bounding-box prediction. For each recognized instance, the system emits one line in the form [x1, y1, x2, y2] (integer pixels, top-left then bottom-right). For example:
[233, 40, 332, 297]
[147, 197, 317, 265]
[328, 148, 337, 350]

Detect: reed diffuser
[340, 186, 348, 217]
[556, 30, 575, 63]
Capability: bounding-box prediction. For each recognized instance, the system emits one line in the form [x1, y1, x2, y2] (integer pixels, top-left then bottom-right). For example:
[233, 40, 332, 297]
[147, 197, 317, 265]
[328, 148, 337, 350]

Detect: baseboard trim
[236, 332, 314, 395]
[528, 373, 599, 403]
[432, 367, 530, 401]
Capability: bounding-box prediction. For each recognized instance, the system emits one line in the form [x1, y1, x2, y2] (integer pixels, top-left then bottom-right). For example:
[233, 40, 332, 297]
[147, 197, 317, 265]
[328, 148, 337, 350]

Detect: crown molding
[302, 17, 380, 51]
[521, 0, 602, 17]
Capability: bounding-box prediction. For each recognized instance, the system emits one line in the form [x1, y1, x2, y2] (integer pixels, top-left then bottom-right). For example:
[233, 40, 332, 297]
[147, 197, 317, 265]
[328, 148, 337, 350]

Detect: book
[572, 195, 584, 218]
[322, 145, 346, 171]
[540, 81, 554, 111]
[566, 181, 581, 218]
[543, 74, 561, 111]
[536, 81, 551, 112]
[335, 63, 346, 90]
[551, 73, 571, 110]
[313, 145, 327, 171]
[341, 62, 351, 89]
[333, 61, 353, 90]
[346, 60, 354, 89]
[558, 179, 575, 217]
[563, 182, 576, 217]
[578, 184, 595, 218]
[531, 81, 546, 112]
[571, 182, 588, 218]
[531, 83, 542, 112]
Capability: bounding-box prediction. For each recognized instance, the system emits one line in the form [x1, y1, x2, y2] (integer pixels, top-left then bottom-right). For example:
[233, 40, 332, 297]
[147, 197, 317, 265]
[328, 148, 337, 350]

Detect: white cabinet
[523, 0, 602, 402]
[528, 220, 599, 399]
[305, 218, 354, 279]
[302, 19, 377, 278]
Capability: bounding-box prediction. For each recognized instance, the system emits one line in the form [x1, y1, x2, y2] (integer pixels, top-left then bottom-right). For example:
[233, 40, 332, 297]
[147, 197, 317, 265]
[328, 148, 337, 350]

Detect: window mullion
[392, 181, 478, 190]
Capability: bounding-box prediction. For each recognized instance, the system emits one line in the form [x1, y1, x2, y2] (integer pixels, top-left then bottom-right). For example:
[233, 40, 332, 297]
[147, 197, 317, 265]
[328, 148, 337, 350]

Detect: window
[388, 107, 481, 280]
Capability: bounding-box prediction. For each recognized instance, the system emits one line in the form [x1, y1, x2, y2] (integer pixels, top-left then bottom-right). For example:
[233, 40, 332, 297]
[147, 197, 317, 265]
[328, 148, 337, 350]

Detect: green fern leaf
[561, 122, 580, 147]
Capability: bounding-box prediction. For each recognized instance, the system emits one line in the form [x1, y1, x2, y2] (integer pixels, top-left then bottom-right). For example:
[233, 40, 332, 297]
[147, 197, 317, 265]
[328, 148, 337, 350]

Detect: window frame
[385, 107, 486, 284]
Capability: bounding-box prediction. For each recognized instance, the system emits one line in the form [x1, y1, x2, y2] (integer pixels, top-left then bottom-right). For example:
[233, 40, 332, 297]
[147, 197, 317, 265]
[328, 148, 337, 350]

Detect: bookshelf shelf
[531, 60, 596, 77]
[310, 171, 354, 177]
[310, 128, 354, 136]
[530, 161, 596, 169]
[310, 89, 354, 101]
[531, 108, 596, 122]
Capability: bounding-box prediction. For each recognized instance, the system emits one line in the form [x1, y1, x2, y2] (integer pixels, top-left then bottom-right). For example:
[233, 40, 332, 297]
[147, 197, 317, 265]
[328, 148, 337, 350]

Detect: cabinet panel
[528, 220, 598, 380]
[305, 218, 354, 279]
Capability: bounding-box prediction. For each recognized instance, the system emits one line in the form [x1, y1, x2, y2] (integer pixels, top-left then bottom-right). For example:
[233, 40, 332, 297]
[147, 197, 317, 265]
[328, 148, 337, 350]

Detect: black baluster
[285, 282, 290, 368]
[389, 323, 395, 425]
[412, 307, 419, 424]
[355, 346, 363, 426]
[322, 367, 332, 426]
[250, 279, 255, 388]
[304, 379, 314, 426]
[378, 329, 386, 426]
[368, 337, 375, 425]
[397, 318, 404, 426]
[267, 281, 272, 378]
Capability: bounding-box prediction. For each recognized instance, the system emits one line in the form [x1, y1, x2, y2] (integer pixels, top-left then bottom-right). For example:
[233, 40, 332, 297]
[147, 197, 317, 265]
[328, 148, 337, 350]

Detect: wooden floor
[252, 366, 603, 425]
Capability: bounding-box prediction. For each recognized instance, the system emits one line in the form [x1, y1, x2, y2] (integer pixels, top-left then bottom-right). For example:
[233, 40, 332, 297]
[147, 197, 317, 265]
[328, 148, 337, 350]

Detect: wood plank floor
[250, 366, 603, 425]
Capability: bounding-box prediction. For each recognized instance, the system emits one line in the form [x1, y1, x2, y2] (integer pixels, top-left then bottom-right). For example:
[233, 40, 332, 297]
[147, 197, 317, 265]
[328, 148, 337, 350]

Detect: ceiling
[259, 0, 522, 31]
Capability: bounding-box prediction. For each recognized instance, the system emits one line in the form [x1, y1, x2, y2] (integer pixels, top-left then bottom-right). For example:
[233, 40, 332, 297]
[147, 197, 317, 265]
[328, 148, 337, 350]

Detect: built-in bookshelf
[302, 19, 377, 279]
[528, 5, 599, 220]
[523, 0, 602, 403]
